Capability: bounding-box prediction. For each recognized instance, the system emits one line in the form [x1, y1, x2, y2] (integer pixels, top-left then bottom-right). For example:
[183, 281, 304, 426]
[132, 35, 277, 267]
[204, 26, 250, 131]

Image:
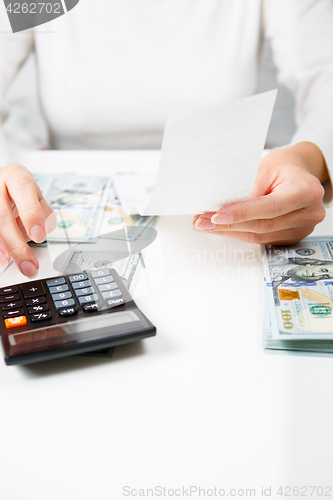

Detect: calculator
[0, 269, 156, 366]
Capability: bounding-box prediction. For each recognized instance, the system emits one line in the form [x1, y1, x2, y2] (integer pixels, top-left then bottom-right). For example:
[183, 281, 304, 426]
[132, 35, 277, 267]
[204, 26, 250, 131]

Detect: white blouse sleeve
[0, 2, 33, 167]
[263, 0, 333, 187]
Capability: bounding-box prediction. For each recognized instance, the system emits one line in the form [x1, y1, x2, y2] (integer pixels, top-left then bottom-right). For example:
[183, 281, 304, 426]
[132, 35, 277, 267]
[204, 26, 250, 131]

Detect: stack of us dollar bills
[32, 173, 157, 290]
[263, 236, 333, 356]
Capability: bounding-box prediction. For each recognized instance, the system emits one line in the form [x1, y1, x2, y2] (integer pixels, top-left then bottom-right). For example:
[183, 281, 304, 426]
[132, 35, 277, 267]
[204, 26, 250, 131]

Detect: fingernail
[0, 250, 8, 267]
[211, 213, 233, 224]
[20, 261, 38, 279]
[30, 225, 45, 243]
[195, 218, 217, 230]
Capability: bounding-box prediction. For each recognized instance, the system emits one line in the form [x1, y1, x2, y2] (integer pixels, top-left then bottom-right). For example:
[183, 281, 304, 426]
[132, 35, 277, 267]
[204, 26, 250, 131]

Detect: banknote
[98, 188, 157, 241]
[34, 173, 156, 243]
[264, 236, 333, 340]
[263, 288, 333, 356]
[34, 173, 112, 242]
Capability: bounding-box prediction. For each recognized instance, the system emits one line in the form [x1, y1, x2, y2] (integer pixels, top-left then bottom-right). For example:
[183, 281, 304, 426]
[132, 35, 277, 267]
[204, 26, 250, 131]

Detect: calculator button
[94, 276, 114, 285]
[101, 290, 122, 300]
[74, 287, 94, 297]
[91, 269, 110, 278]
[51, 291, 72, 301]
[72, 280, 91, 289]
[28, 304, 49, 314]
[49, 284, 69, 294]
[0, 294, 20, 303]
[83, 303, 99, 312]
[46, 278, 66, 287]
[98, 283, 117, 293]
[69, 274, 88, 283]
[3, 308, 24, 319]
[78, 294, 99, 306]
[54, 298, 75, 310]
[5, 316, 27, 329]
[21, 282, 45, 298]
[25, 296, 46, 306]
[59, 307, 77, 317]
[0, 286, 18, 295]
[1, 301, 22, 311]
[107, 297, 124, 307]
[30, 312, 52, 322]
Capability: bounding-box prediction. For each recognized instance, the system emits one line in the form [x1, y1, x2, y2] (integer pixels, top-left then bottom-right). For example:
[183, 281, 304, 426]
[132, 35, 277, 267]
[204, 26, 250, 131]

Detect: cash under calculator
[0, 269, 156, 365]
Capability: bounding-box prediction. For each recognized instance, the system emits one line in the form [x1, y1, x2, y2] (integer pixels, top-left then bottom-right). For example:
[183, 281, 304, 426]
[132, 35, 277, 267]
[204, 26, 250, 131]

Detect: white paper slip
[136, 90, 277, 216]
[113, 172, 156, 216]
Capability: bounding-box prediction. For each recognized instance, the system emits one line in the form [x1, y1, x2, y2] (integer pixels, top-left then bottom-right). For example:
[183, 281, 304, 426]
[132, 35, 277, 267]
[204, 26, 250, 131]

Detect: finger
[192, 212, 215, 227]
[208, 228, 315, 246]
[5, 169, 47, 243]
[210, 180, 324, 225]
[195, 204, 326, 234]
[0, 185, 39, 278]
[16, 206, 57, 242]
[43, 204, 57, 234]
[0, 239, 10, 268]
[15, 216, 30, 241]
[16, 200, 56, 241]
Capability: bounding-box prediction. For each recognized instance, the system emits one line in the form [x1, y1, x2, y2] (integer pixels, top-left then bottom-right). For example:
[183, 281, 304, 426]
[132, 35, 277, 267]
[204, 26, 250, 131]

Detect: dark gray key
[59, 307, 77, 317]
[28, 304, 49, 314]
[46, 277, 65, 287]
[74, 287, 94, 297]
[3, 308, 24, 319]
[21, 282, 45, 298]
[98, 283, 117, 292]
[78, 294, 98, 306]
[49, 284, 69, 294]
[69, 273, 88, 283]
[54, 298, 75, 310]
[83, 303, 99, 312]
[101, 290, 122, 300]
[0, 286, 18, 295]
[1, 301, 22, 311]
[30, 312, 52, 322]
[51, 291, 72, 301]
[94, 276, 114, 285]
[91, 269, 110, 278]
[0, 294, 19, 303]
[72, 280, 91, 289]
[26, 296, 46, 306]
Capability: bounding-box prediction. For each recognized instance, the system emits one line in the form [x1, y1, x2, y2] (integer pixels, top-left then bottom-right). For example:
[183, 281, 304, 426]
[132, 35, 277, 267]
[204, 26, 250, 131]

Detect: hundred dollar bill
[263, 287, 333, 356]
[34, 173, 112, 242]
[264, 236, 333, 340]
[99, 188, 157, 241]
[34, 173, 156, 243]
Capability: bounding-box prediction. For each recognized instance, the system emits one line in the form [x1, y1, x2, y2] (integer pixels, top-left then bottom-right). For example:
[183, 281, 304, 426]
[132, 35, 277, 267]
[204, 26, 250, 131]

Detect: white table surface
[0, 150, 333, 500]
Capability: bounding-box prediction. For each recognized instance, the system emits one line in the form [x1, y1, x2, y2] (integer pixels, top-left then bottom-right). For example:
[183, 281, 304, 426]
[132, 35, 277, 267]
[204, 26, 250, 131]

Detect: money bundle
[33, 173, 157, 289]
[34, 173, 156, 243]
[263, 236, 333, 356]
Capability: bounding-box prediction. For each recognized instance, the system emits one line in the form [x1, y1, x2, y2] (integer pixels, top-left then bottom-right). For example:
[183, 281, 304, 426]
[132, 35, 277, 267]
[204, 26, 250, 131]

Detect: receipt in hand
[133, 90, 277, 216]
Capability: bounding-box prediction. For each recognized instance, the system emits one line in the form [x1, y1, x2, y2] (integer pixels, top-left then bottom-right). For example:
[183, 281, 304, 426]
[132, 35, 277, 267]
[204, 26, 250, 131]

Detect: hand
[192, 145, 327, 245]
[0, 164, 55, 277]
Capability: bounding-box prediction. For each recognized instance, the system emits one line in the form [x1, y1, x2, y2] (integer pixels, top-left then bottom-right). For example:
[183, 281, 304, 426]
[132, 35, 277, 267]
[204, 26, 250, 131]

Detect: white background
[0, 151, 332, 500]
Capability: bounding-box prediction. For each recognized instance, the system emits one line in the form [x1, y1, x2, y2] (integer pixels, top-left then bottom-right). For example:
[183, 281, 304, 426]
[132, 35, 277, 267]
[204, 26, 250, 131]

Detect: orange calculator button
[5, 316, 27, 329]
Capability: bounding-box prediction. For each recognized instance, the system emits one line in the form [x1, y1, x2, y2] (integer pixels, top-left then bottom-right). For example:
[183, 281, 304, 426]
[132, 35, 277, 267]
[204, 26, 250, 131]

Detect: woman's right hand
[0, 164, 55, 278]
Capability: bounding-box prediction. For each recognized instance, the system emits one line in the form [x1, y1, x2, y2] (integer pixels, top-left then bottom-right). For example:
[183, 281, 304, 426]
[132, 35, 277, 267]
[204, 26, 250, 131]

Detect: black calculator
[0, 269, 156, 366]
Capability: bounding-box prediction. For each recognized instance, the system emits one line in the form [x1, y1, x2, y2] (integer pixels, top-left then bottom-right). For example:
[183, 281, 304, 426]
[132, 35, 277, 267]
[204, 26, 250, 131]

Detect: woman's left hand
[192, 144, 328, 245]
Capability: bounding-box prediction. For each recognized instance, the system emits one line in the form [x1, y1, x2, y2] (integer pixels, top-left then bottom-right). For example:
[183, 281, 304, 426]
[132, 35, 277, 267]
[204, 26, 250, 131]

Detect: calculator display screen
[8, 310, 140, 349]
